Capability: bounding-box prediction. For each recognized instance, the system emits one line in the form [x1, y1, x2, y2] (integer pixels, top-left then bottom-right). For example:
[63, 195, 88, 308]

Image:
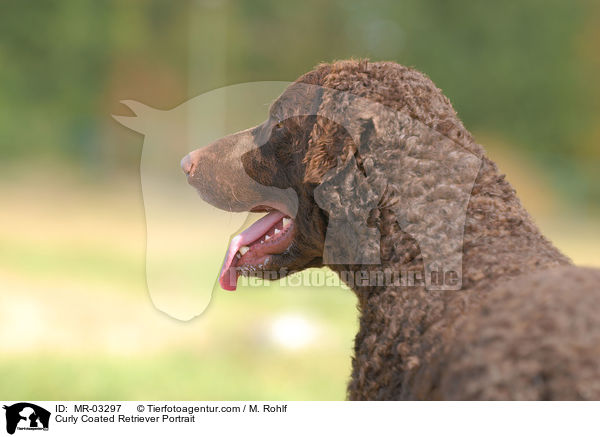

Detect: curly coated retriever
[181, 60, 600, 400]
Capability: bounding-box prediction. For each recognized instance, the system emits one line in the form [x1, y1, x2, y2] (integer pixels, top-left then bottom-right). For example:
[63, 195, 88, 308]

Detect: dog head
[182, 60, 480, 291]
[182, 75, 329, 290]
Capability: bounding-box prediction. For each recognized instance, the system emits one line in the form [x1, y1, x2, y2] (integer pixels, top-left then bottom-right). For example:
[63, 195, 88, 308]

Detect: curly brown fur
[183, 60, 599, 400]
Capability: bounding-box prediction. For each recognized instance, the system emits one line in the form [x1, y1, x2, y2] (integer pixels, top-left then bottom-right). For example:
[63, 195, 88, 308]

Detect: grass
[0, 348, 351, 400]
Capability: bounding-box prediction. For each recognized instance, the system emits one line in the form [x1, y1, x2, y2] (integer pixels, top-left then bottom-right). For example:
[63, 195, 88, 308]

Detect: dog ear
[314, 152, 382, 265]
[310, 116, 385, 266]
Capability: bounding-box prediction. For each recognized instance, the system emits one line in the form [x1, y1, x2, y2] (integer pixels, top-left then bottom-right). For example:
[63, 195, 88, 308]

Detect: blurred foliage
[0, 0, 598, 203]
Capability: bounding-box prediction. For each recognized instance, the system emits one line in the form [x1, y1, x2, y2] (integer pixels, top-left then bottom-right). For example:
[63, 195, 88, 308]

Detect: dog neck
[329, 154, 570, 400]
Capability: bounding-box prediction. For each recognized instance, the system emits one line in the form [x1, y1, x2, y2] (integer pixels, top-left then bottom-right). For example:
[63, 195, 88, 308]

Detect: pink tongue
[219, 211, 286, 291]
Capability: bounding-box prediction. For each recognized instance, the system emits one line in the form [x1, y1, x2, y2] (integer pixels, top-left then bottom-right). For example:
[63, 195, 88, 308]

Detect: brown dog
[182, 60, 600, 400]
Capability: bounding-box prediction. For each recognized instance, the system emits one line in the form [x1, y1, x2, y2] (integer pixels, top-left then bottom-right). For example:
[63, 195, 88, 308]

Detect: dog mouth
[219, 210, 295, 291]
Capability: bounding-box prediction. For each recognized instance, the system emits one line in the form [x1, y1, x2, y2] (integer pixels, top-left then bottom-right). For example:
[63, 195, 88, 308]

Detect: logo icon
[3, 403, 50, 435]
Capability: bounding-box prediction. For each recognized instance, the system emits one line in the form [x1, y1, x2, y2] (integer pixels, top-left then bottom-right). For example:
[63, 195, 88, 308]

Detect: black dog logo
[3, 403, 50, 435]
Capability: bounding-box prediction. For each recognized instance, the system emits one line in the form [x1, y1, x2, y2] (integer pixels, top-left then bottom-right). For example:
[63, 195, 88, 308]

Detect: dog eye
[274, 120, 284, 130]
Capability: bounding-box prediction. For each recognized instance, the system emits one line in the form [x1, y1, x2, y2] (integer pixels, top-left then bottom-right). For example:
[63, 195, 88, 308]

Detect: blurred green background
[0, 0, 599, 400]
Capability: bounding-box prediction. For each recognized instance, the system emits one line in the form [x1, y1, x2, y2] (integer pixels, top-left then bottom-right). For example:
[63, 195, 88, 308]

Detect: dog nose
[180, 154, 194, 175]
[181, 149, 204, 176]
[181, 148, 205, 176]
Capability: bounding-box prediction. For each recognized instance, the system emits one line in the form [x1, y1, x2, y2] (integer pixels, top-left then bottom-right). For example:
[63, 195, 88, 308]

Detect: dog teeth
[239, 246, 249, 255]
[265, 234, 271, 241]
[274, 228, 280, 234]
[282, 218, 291, 227]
